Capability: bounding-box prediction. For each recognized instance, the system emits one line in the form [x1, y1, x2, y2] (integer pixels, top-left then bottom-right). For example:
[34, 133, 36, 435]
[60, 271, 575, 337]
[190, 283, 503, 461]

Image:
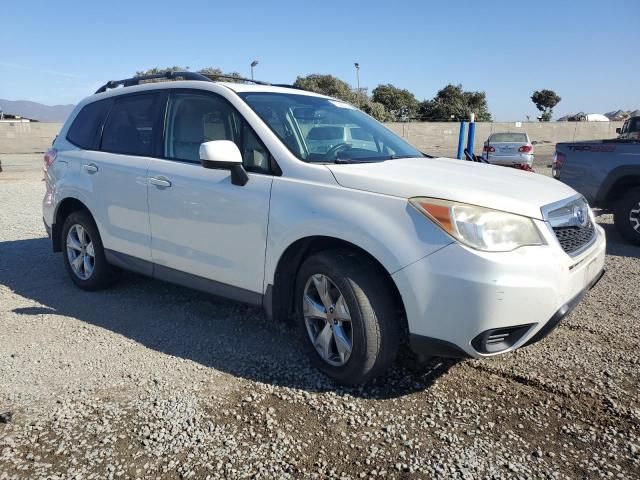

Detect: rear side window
[66, 99, 111, 149]
[101, 93, 162, 156]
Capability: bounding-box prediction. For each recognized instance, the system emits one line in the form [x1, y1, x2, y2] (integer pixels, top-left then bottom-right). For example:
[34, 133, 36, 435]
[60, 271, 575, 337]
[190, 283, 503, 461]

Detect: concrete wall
[0, 121, 625, 157]
[386, 121, 624, 157]
[0, 122, 62, 154]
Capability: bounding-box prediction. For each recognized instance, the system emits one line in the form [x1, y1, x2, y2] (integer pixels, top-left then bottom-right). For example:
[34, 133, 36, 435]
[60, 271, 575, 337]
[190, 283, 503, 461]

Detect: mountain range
[0, 99, 75, 123]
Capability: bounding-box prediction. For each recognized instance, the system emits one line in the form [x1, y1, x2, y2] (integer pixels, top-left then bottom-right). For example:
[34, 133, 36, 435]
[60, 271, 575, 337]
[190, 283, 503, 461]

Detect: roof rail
[94, 71, 276, 94]
[95, 71, 212, 94]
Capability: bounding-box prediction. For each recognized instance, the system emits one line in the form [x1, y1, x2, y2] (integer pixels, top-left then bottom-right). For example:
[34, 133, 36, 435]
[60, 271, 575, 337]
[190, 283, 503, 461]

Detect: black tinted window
[66, 99, 110, 149]
[101, 94, 161, 156]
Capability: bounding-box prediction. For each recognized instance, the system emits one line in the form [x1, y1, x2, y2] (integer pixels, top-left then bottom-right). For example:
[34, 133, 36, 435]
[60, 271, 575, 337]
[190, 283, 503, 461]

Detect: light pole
[354, 62, 361, 106]
[250, 60, 259, 81]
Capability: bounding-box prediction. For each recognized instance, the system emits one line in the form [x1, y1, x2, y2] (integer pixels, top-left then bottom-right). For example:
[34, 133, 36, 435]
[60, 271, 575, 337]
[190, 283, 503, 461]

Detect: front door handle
[82, 163, 98, 174]
[149, 176, 172, 188]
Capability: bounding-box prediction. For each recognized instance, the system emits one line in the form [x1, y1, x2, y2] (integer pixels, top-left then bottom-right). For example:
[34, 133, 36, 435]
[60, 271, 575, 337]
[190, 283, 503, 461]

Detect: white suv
[43, 72, 606, 385]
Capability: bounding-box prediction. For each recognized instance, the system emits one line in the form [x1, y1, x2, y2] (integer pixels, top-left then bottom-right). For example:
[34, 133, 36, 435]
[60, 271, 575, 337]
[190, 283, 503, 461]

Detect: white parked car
[482, 132, 534, 166]
[43, 72, 606, 385]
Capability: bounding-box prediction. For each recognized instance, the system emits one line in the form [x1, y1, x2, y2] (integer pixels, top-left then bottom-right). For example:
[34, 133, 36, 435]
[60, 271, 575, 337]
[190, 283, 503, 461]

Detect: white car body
[43, 79, 605, 375]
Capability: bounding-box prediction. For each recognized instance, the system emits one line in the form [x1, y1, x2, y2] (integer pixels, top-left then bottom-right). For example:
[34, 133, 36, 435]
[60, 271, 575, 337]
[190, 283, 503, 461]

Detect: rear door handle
[149, 176, 172, 188]
[82, 163, 98, 174]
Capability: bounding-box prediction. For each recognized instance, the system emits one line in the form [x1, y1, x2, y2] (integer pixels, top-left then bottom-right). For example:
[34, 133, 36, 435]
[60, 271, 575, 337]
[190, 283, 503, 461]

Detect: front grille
[553, 220, 595, 254]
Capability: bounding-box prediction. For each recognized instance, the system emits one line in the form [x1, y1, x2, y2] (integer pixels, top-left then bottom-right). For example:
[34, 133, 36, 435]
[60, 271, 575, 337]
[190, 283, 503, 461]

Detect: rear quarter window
[66, 99, 111, 149]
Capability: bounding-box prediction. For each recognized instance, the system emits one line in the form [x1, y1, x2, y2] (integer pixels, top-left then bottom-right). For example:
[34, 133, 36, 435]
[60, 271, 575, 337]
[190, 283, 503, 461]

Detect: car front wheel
[295, 250, 400, 385]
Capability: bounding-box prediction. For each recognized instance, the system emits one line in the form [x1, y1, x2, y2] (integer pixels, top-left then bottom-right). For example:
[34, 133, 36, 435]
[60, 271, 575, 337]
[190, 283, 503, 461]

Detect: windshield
[237, 92, 424, 163]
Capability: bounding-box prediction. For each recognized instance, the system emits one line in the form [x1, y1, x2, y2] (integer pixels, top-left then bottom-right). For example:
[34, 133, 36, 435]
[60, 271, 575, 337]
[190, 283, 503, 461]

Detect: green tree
[135, 66, 244, 83]
[531, 89, 561, 122]
[361, 101, 390, 122]
[371, 84, 418, 121]
[293, 74, 357, 103]
[198, 67, 243, 83]
[135, 66, 183, 76]
[417, 84, 492, 121]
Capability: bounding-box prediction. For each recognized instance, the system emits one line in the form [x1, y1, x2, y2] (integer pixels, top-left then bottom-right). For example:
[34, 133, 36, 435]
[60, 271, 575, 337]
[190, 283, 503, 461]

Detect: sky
[1, 0, 639, 121]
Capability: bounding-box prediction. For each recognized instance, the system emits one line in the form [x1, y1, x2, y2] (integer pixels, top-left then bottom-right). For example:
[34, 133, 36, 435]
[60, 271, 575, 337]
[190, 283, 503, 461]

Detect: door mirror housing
[199, 140, 248, 186]
[615, 127, 621, 134]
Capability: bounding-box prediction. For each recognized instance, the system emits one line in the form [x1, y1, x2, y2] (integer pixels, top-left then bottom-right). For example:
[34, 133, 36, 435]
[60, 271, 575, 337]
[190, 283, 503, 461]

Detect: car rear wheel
[295, 250, 400, 385]
[614, 187, 640, 245]
[62, 210, 120, 290]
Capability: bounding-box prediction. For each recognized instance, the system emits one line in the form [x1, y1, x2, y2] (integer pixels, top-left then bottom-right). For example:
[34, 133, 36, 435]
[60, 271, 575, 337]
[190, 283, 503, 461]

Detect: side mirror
[616, 128, 621, 134]
[199, 140, 248, 186]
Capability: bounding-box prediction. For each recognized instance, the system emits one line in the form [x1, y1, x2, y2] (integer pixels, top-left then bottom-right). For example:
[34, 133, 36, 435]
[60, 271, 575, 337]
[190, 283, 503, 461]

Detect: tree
[293, 74, 357, 103]
[371, 84, 418, 121]
[417, 84, 492, 121]
[531, 89, 561, 122]
[198, 67, 243, 83]
[135, 66, 183, 76]
[135, 66, 244, 83]
[361, 101, 390, 122]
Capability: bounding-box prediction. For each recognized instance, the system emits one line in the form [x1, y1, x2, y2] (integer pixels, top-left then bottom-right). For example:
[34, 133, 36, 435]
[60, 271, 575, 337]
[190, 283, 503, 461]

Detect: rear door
[82, 91, 166, 265]
[146, 90, 273, 298]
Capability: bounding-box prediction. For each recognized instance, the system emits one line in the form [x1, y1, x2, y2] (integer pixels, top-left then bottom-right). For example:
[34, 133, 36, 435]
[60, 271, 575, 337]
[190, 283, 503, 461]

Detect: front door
[146, 90, 273, 297]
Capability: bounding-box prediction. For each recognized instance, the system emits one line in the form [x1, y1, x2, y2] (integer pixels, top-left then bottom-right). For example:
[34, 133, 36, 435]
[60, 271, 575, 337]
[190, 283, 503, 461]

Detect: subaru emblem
[574, 205, 588, 227]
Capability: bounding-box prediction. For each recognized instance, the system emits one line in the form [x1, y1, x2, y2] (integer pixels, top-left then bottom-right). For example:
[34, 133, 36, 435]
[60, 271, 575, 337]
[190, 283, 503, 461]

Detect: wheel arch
[52, 197, 92, 252]
[267, 235, 409, 338]
[598, 167, 640, 208]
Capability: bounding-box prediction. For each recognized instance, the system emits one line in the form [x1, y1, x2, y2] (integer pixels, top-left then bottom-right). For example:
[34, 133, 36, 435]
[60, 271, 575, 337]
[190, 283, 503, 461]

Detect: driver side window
[164, 91, 271, 173]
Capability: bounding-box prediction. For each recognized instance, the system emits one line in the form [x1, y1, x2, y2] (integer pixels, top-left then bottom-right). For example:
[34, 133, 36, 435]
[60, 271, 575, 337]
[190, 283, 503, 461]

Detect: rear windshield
[489, 133, 527, 143]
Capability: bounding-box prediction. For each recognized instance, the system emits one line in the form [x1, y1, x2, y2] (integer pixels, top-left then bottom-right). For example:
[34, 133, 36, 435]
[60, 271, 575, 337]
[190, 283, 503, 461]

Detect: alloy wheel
[630, 201, 640, 233]
[303, 274, 353, 366]
[66, 224, 95, 280]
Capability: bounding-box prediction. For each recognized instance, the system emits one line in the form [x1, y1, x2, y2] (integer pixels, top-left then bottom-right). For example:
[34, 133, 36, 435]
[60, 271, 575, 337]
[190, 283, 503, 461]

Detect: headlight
[409, 197, 545, 252]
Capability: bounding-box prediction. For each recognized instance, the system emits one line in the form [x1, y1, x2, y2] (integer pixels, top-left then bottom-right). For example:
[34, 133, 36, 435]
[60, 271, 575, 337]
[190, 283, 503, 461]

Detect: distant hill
[0, 99, 74, 123]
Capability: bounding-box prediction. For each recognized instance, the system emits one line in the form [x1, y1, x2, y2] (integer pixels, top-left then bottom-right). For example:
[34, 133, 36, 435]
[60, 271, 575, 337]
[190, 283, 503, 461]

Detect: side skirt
[104, 249, 263, 307]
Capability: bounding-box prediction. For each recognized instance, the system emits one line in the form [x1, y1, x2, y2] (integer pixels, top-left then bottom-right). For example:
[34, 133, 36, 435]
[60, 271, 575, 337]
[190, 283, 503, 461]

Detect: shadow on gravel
[0, 237, 458, 399]
[600, 223, 640, 259]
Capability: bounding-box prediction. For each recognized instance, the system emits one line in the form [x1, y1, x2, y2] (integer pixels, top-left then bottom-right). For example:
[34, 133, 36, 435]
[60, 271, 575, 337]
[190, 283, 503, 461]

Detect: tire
[614, 187, 640, 246]
[61, 210, 120, 290]
[295, 249, 401, 385]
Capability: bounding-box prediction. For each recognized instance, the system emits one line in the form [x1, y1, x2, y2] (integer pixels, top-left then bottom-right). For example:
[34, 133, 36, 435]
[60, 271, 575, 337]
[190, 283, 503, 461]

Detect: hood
[327, 157, 579, 220]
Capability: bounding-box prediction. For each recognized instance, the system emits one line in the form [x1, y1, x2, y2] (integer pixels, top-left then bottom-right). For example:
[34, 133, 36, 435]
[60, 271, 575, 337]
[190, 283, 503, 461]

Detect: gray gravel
[1, 153, 639, 479]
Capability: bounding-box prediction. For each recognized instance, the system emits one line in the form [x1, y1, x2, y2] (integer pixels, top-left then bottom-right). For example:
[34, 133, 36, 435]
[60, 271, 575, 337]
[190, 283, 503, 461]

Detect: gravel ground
[1, 153, 639, 479]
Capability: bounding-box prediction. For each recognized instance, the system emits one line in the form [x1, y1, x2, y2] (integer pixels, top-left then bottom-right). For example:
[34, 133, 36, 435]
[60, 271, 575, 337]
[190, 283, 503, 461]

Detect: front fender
[264, 176, 453, 289]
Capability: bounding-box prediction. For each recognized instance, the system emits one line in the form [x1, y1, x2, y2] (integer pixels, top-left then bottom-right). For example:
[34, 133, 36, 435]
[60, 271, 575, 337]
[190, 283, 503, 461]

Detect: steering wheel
[325, 143, 352, 159]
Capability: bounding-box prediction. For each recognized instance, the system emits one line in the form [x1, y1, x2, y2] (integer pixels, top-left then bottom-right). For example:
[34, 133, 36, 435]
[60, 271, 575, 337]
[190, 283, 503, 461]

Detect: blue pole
[457, 121, 466, 159]
[466, 113, 476, 158]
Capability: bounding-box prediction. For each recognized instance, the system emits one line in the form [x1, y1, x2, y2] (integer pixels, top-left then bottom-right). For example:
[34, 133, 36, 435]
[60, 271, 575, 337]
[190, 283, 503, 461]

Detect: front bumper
[394, 223, 606, 358]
